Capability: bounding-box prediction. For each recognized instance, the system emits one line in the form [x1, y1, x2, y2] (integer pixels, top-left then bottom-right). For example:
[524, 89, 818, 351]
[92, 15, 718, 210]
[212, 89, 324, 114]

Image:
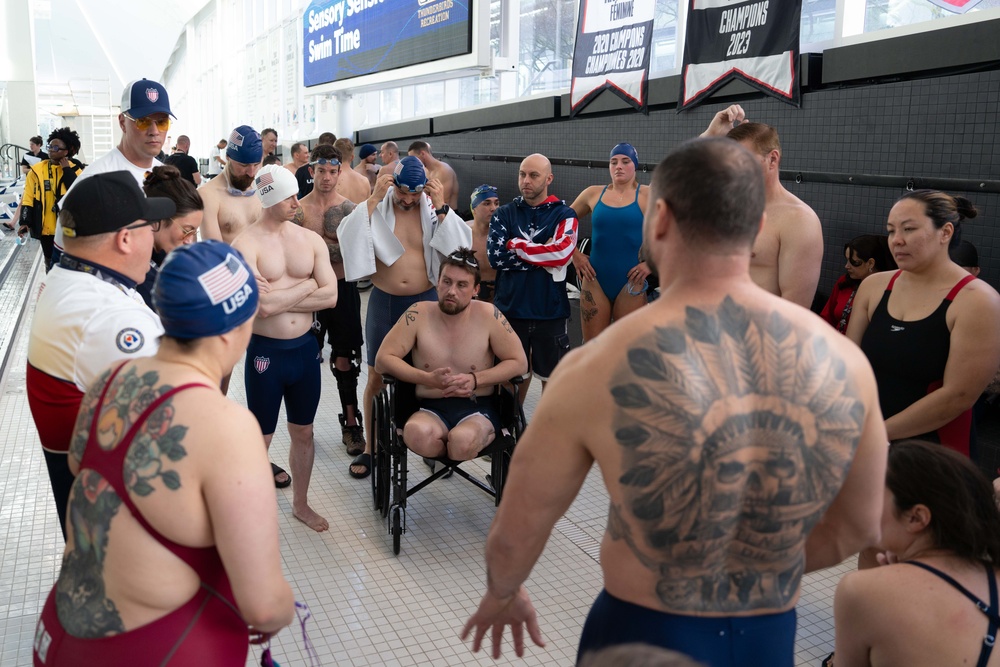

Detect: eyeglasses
[310, 158, 340, 167]
[394, 178, 425, 193]
[125, 220, 161, 232]
[447, 251, 479, 268]
[180, 225, 198, 238]
[46, 144, 67, 153]
[124, 113, 170, 132]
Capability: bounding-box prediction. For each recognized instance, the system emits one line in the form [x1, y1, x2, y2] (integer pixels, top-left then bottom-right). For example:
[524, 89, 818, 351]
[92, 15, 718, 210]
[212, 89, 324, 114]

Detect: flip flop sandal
[271, 462, 292, 488]
[349, 453, 372, 479]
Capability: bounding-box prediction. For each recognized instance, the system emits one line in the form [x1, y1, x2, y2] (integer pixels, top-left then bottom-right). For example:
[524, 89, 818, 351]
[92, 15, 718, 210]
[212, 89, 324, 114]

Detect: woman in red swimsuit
[34, 241, 295, 666]
[819, 234, 895, 334]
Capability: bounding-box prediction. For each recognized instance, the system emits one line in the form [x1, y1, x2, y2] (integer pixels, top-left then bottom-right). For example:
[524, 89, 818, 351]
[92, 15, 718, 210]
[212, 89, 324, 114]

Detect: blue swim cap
[610, 142, 639, 166]
[226, 125, 263, 164]
[153, 240, 258, 339]
[470, 184, 498, 210]
[393, 156, 427, 192]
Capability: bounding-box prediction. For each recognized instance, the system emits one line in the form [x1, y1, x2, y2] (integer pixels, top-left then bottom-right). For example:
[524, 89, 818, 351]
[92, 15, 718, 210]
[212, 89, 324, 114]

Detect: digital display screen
[303, 0, 472, 86]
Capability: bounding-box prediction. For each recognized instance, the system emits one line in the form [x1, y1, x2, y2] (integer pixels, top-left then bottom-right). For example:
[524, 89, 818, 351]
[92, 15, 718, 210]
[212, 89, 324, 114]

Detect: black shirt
[163, 152, 201, 185]
[296, 164, 313, 199]
[21, 150, 49, 167]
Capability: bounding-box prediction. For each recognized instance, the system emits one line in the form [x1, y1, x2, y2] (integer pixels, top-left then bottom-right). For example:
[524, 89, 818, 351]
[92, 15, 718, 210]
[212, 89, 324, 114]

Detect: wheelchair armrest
[508, 375, 524, 385]
[381, 374, 398, 386]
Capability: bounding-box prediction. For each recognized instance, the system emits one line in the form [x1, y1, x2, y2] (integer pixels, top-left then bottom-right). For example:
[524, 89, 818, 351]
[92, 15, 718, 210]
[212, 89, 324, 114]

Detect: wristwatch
[434, 204, 450, 216]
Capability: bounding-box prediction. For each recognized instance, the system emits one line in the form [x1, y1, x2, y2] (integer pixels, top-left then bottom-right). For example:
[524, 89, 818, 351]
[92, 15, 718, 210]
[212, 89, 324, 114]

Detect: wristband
[471, 372, 478, 390]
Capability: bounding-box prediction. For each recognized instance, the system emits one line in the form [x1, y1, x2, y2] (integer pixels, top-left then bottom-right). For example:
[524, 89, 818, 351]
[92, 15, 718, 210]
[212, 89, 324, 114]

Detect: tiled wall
[398, 68, 1000, 297]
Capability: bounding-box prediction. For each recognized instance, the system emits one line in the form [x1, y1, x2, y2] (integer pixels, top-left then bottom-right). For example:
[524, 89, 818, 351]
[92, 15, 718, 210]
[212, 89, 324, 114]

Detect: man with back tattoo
[462, 138, 888, 666]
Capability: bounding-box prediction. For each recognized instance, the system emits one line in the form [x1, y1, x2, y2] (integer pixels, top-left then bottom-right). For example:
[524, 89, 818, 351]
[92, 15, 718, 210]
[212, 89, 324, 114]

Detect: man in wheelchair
[374, 248, 527, 462]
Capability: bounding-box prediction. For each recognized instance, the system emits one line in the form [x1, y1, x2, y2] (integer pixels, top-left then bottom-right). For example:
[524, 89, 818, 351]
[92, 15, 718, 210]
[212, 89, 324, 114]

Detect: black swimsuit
[860, 270, 976, 455]
[907, 561, 999, 667]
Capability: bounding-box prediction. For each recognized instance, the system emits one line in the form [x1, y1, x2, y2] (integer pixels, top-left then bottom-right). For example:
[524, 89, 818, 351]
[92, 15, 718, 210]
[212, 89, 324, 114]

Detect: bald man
[488, 154, 578, 402]
[408, 141, 459, 210]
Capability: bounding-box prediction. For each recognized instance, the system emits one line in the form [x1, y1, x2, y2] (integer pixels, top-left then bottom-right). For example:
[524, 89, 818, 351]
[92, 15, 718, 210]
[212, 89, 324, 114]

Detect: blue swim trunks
[364, 286, 437, 367]
[418, 396, 502, 434]
[244, 332, 321, 435]
[577, 589, 796, 667]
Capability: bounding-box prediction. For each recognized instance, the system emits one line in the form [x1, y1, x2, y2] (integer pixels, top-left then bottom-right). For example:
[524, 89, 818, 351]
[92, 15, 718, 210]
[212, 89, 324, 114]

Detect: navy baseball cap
[121, 79, 174, 118]
[226, 126, 263, 164]
[61, 171, 176, 238]
[393, 156, 427, 192]
[154, 240, 258, 339]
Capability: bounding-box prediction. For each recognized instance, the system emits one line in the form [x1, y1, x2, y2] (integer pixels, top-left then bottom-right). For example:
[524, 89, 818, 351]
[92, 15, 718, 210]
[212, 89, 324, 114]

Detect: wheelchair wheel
[491, 443, 514, 506]
[372, 393, 391, 517]
[391, 505, 402, 555]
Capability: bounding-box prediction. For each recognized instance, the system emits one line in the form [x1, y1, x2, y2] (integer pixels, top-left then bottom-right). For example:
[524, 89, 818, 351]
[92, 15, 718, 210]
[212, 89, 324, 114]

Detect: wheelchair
[370, 373, 526, 555]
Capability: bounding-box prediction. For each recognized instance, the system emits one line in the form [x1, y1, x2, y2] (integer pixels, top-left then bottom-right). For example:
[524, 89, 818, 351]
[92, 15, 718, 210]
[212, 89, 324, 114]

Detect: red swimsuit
[34, 365, 250, 666]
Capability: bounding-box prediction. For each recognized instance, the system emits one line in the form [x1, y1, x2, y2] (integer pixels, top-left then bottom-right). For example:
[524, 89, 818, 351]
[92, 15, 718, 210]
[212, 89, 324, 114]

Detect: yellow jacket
[20, 158, 85, 237]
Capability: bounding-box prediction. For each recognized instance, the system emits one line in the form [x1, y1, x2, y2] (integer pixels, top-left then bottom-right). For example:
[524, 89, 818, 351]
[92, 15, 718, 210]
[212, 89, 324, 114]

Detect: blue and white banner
[303, 0, 471, 86]
[679, 0, 801, 111]
[569, 0, 655, 116]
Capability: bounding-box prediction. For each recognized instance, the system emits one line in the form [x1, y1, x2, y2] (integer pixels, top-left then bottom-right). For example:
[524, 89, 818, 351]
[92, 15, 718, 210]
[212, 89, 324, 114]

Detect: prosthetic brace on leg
[331, 352, 361, 418]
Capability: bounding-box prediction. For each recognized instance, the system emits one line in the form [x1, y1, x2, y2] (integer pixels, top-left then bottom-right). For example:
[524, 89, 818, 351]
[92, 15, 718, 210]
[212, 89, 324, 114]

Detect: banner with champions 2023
[678, 0, 801, 111]
[303, 0, 471, 87]
[569, 0, 655, 116]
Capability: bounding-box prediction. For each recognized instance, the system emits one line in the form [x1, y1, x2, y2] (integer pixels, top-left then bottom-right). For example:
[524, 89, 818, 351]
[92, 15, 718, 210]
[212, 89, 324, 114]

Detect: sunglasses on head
[310, 158, 340, 167]
[447, 251, 479, 268]
[124, 114, 170, 132]
[394, 178, 425, 193]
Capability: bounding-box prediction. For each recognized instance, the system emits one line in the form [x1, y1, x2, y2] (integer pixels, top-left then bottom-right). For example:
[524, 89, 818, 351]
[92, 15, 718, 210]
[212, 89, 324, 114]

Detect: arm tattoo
[404, 307, 419, 326]
[609, 296, 864, 613]
[57, 368, 189, 636]
[492, 306, 514, 334]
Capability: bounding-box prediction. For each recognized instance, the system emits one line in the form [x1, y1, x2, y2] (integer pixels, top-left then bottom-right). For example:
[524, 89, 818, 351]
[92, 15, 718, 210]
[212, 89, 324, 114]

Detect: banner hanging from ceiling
[678, 0, 801, 112]
[569, 0, 655, 117]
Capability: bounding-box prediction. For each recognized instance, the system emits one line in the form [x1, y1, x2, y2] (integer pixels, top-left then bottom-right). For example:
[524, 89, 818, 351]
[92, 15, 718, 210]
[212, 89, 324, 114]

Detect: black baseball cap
[61, 171, 176, 238]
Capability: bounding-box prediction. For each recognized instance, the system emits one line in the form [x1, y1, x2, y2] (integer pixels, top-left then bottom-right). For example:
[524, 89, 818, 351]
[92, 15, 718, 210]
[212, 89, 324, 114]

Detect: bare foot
[293, 505, 329, 532]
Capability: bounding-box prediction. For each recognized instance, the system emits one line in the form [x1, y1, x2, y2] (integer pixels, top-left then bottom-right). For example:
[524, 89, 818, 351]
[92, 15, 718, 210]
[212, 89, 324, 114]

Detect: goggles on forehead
[393, 178, 425, 193]
[447, 251, 479, 268]
[310, 158, 340, 167]
[124, 113, 170, 132]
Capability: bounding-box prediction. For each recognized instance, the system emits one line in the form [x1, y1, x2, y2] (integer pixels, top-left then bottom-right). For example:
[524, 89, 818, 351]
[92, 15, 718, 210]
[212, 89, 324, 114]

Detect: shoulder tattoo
[608, 296, 865, 613]
[492, 305, 514, 334]
[58, 366, 191, 636]
[403, 306, 420, 326]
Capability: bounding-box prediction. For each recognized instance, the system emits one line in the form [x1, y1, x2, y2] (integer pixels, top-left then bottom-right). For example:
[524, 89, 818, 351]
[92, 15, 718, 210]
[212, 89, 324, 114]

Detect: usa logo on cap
[146, 88, 159, 103]
[256, 172, 274, 188]
[229, 129, 245, 147]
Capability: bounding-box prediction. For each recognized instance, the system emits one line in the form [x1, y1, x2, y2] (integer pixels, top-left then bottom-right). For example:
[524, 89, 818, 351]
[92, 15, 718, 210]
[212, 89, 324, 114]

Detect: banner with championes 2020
[570, 0, 655, 116]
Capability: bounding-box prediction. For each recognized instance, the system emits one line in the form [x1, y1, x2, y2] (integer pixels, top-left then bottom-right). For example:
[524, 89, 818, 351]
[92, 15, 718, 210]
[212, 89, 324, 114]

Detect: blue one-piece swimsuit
[588, 184, 643, 302]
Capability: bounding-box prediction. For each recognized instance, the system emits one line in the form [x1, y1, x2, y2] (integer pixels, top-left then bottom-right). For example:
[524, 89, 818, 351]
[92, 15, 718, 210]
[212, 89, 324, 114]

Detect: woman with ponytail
[847, 190, 1000, 457]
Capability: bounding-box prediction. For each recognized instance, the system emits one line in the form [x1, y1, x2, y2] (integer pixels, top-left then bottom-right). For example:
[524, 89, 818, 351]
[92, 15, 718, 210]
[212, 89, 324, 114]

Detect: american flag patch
[256, 172, 274, 188]
[254, 356, 270, 374]
[229, 129, 244, 147]
[146, 88, 159, 103]
[197, 254, 250, 305]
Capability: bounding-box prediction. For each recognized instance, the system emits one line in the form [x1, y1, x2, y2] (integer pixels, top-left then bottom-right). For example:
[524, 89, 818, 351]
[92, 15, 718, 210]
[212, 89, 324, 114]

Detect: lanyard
[59, 254, 137, 298]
